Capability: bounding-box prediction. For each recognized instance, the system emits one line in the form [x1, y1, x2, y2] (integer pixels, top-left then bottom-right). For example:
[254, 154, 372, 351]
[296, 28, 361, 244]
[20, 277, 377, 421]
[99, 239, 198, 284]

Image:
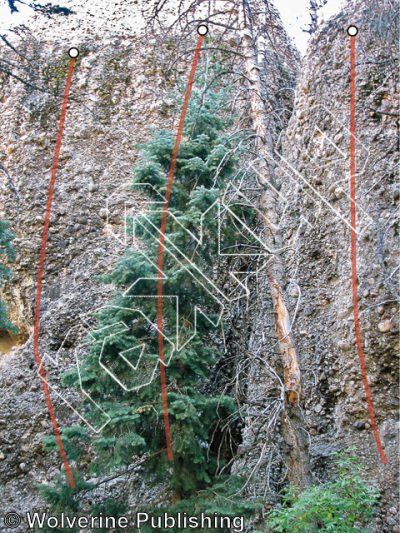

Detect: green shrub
[266, 449, 380, 532]
[0, 219, 17, 333]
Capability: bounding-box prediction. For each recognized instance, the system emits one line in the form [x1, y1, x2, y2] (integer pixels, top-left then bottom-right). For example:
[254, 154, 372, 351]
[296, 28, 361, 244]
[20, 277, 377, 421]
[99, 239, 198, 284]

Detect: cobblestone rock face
[277, 3, 399, 530]
[232, 3, 398, 532]
[0, 0, 398, 530]
[0, 17, 179, 523]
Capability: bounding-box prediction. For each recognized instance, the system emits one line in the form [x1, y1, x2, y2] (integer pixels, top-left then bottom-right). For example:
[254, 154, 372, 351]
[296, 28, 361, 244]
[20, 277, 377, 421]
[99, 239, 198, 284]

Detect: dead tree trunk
[239, 0, 312, 491]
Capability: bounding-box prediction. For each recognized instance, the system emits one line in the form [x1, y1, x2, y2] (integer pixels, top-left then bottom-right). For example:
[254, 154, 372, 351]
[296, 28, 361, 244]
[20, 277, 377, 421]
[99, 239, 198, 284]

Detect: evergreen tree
[6, 0, 73, 17]
[41, 63, 260, 528]
[0, 219, 17, 333]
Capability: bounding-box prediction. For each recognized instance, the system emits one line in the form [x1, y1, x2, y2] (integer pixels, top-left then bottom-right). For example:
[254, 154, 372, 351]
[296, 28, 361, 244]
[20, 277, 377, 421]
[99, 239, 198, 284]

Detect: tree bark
[239, 0, 312, 491]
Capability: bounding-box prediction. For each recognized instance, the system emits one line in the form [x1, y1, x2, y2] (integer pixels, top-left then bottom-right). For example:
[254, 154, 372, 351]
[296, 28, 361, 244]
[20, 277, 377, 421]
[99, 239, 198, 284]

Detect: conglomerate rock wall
[229, 3, 399, 532]
[277, 2, 399, 530]
[0, 1, 398, 531]
[0, 21, 182, 521]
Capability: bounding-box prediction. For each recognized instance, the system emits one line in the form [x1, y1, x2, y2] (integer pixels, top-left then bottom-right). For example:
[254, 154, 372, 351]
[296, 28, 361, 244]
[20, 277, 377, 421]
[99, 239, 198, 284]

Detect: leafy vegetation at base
[266, 449, 380, 533]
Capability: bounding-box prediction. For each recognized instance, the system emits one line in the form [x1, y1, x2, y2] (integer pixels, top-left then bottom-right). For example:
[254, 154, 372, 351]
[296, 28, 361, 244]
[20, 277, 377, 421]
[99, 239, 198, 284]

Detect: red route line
[157, 34, 204, 461]
[350, 35, 388, 464]
[34, 57, 76, 488]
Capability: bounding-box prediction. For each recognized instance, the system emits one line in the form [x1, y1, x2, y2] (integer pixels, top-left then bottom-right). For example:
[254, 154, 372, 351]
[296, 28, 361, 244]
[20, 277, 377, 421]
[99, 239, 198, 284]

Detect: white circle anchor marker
[197, 24, 209, 36]
[68, 47, 79, 59]
[347, 25, 358, 37]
